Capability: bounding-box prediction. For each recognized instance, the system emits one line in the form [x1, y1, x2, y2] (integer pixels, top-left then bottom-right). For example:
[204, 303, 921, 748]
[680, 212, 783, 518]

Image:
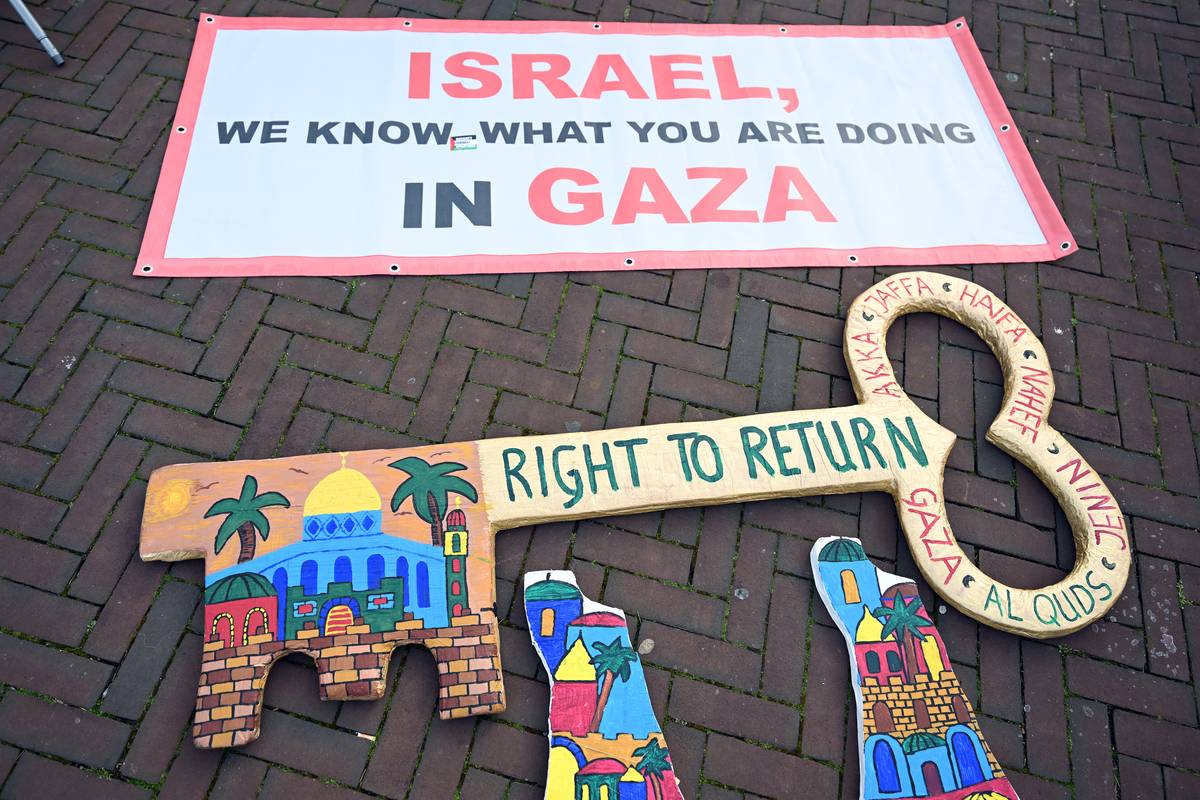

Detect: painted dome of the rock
[817, 537, 867, 562]
[303, 466, 382, 516]
[525, 580, 582, 601]
[204, 572, 277, 604]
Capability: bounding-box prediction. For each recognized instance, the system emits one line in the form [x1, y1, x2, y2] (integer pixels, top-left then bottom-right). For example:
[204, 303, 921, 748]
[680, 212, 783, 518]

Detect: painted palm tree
[388, 456, 478, 546]
[633, 738, 672, 800]
[873, 594, 934, 683]
[204, 476, 291, 564]
[587, 637, 639, 732]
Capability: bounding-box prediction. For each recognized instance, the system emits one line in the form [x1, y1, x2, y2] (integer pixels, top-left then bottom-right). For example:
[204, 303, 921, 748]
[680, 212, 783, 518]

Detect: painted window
[540, 607, 555, 637]
[243, 607, 269, 643]
[840, 569, 860, 603]
[872, 739, 901, 793]
[450, 533, 461, 552]
[952, 732, 985, 785]
[953, 694, 970, 724]
[210, 613, 235, 647]
[396, 557, 409, 606]
[451, 581, 461, 595]
[913, 698, 930, 729]
[452, 557, 461, 572]
[367, 554, 385, 589]
[873, 701, 893, 733]
[272, 567, 288, 635]
[865, 651, 880, 673]
[886, 650, 902, 672]
[416, 561, 430, 607]
[301, 560, 318, 595]
[334, 556, 353, 586]
[366, 593, 395, 610]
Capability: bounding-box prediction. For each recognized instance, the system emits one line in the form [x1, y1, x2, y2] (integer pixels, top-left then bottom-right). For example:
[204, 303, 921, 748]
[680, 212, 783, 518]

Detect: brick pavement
[0, 0, 1198, 797]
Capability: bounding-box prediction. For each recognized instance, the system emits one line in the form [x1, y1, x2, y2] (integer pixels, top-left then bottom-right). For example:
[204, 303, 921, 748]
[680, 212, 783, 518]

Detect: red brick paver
[0, 1, 1198, 798]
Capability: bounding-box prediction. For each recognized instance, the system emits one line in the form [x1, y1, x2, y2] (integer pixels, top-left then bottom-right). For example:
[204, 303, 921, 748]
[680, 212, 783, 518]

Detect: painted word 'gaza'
[529, 166, 836, 226]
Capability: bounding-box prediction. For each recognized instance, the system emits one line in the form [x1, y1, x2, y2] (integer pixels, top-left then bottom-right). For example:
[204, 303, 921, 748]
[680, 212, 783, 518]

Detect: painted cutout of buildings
[525, 571, 685, 800]
[160, 447, 503, 748]
[811, 537, 1019, 800]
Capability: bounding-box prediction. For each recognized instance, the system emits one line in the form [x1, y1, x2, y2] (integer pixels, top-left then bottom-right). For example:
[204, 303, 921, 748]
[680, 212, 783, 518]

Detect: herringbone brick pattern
[1, 0, 1198, 797]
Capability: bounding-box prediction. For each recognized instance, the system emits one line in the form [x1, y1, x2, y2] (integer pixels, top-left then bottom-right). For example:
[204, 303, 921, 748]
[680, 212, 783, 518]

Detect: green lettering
[613, 437, 648, 488]
[787, 421, 817, 471]
[583, 442, 617, 494]
[983, 584, 1002, 616]
[552, 445, 584, 509]
[691, 435, 724, 483]
[1085, 569, 1113, 603]
[668, 432, 697, 481]
[1033, 593, 1060, 626]
[740, 426, 773, 479]
[501, 448, 531, 502]
[885, 416, 928, 468]
[769, 424, 801, 476]
[534, 445, 549, 497]
[816, 420, 856, 473]
[850, 417, 887, 470]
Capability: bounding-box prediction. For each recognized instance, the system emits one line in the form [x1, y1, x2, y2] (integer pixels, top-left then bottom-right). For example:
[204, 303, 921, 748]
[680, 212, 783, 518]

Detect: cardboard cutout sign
[813, 536, 1020, 800]
[139, 271, 1129, 748]
[525, 571, 685, 800]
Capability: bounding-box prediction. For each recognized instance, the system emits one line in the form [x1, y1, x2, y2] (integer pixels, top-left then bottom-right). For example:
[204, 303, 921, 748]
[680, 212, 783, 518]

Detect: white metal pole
[6, 0, 64, 66]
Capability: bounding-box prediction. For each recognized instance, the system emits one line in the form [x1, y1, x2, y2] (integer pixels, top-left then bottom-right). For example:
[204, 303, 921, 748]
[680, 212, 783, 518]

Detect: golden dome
[854, 606, 885, 643]
[304, 466, 382, 517]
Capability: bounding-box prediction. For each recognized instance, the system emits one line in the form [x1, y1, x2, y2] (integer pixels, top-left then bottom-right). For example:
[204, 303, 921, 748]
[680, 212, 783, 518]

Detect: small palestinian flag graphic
[450, 135, 477, 151]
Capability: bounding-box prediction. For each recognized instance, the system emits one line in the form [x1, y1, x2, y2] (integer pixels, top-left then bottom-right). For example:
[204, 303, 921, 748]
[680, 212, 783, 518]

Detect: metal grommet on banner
[176, 126, 187, 134]
[1060, 242, 1071, 250]
[1000, 124, 1011, 132]
[954, 20, 964, 28]
[593, 22, 601, 29]
[848, 254, 859, 263]
[624, 258, 634, 266]
[779, 27, 788, 33]
[140, 265, 153, 273]
[389, 264, 400, 272]
[403, 20, 412, 27]
[204, 15, 214, 22]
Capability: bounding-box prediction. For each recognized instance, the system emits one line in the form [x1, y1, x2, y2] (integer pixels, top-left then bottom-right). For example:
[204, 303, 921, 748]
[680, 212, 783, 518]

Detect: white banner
[137, 17, 1075, 278]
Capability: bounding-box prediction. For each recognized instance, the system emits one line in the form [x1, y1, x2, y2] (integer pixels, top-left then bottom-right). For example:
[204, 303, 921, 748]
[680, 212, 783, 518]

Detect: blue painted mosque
[205, 464, 471, 640]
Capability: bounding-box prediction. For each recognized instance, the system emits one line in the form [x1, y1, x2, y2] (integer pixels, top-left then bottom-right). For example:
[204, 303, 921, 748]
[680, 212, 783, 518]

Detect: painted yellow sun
[145, 478, 195, 523]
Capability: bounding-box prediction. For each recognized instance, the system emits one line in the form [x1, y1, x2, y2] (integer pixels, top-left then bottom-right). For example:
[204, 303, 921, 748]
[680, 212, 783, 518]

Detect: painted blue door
[873, 739, 901, 793]
[952, 731, 984, 785]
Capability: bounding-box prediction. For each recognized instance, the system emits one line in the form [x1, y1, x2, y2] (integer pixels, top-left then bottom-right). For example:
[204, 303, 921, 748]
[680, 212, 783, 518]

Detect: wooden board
[812, 535, 1021, 800]
[139, 270, 1130, 748]
[525, 571, 684, 800]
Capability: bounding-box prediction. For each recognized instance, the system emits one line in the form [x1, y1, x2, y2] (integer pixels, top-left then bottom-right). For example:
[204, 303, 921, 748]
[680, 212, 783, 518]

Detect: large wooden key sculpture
[139, 271, 1130, 748]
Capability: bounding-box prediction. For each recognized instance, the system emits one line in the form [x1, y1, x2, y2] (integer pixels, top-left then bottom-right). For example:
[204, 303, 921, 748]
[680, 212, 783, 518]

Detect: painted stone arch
[864, 734, 912, 797]
[945, 724, 993, 788]
[210, 612, 235, 647]
[242, 606, 271, 643]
